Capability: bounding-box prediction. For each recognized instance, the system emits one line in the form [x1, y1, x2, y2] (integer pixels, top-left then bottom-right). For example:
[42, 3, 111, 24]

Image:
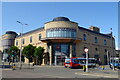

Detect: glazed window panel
[39, 34, 42, 40]
[54, 30, 56, 37]
[64, 29, 67, 37]
[95, 37, 98, 43]
[104, 39, 107, 45]
[30, 36, 32, 43]
[66, 29, 69, 37]
[51, 30, 53, 37]
[58, 30, 61, 37]
[22, 39, 25, 44]
[68, 31, 71, 37]
[16, 40, 18, 46]
[46, 28, 76, 38]
[83, 34, 86, 41]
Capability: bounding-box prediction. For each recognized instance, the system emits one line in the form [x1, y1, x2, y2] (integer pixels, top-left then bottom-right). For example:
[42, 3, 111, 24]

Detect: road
[1, 65, 119, 78]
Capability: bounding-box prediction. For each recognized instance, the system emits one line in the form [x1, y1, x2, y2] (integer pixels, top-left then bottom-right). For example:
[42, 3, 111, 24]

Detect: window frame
[30, 36, 32, 43]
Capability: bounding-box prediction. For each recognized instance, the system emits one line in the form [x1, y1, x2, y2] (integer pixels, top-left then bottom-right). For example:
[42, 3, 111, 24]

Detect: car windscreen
[73, 59, 85, 64]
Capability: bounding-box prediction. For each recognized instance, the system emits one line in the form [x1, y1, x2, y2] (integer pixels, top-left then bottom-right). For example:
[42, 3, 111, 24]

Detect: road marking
[2, 69, 12, 70]
[40, 75, 65, 78]
[75, 72, 118, 78]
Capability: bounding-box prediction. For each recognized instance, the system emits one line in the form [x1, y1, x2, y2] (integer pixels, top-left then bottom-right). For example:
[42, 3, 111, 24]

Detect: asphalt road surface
[2, 65, 119, 78]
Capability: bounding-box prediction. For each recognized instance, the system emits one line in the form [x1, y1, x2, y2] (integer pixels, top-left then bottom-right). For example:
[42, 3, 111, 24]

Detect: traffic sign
[84, 48, 88, 53]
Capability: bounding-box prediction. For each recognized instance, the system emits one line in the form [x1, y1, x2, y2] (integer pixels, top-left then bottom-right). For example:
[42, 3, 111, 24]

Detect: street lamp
[84, 48, 89, 72]
[110, 28, 115, 71]
[17, 21, 28, 69]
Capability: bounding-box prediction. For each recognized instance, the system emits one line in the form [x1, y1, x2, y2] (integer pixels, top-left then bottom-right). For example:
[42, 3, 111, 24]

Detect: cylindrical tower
[2, 31, 17, 50]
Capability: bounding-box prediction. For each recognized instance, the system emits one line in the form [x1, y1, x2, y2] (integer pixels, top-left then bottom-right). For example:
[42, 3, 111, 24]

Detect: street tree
[8, 46, 19, 62]
[34, 46, 44, 65]
[22, 44, 36, 65]
[9, 46, 19, 56]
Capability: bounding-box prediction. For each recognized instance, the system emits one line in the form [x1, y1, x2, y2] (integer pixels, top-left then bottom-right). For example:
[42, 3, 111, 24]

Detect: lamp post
[84, 48, 89, 72]
[17, 21, 28, 69]
[110, 28, 115, 71]
[107, 50, 109, 65]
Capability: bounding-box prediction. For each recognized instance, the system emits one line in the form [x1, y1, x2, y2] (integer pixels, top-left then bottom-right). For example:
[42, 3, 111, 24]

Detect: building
[115, 50, 120, 57]
[0, 17, 116, 65]
[0, 31, 17, 60]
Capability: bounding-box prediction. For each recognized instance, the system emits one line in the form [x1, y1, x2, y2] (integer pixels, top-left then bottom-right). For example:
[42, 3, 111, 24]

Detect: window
[16, 40, 18, 46]
[95, 48, 98, 51]
[105, 49, 107, 52]
[83, 34, 86, 41]
[84, 47, 87, 49]
[46, 28, 76, 38]
[22, 39, 25, 44]
[104, 39, 107, 45]
[30, 36, 32, 43]
[39, 34, 42, 40]
[94, 37, 98, 43]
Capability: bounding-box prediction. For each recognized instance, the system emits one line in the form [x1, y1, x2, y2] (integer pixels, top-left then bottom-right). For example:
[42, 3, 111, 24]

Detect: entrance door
[52, 43, 69, 65]
[104, 55, 107, 65]
[56, 55, 66, 65]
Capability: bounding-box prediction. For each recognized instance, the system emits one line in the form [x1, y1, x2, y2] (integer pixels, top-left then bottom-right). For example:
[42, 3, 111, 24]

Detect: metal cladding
[53, 17, 70, 21]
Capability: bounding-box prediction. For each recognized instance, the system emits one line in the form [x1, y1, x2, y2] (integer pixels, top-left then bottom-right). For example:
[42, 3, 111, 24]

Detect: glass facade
[49, 43, 76, 64]
[49, 43, 76, 57]
[46, 28, 76, 38]
[53, 43, 69, 56]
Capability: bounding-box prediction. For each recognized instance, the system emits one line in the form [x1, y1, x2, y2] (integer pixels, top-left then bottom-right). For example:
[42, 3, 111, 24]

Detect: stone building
[0, 31, 17, 60]
[0, 17, 116, 65]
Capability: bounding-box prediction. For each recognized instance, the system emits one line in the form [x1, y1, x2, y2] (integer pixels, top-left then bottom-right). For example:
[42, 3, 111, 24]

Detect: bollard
[102, 65, 105, 70]
[83, 65, 86, 72]
[12, 64, 16, 70]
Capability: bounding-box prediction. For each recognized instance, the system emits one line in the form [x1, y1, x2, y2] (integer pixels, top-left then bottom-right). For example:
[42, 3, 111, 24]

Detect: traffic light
[21, 55, 25, 62]
[12, 51, 15, 57]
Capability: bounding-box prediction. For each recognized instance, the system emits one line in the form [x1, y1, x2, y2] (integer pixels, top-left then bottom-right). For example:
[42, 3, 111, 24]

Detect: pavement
[75, 67, 118, 78]
[1, 62, 119, 78]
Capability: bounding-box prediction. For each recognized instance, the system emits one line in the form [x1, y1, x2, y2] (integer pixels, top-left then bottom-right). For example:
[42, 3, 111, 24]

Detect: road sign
[84, 48, 88, 53]
[84, 48, 89, 72]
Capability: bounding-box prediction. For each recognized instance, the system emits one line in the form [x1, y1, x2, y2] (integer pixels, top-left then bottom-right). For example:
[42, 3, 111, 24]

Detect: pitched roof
[78, 26, 111, 38]
[16, 27, 44, 37]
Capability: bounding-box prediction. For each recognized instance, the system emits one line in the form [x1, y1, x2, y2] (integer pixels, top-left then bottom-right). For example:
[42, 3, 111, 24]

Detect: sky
[2, 2, 118, 49]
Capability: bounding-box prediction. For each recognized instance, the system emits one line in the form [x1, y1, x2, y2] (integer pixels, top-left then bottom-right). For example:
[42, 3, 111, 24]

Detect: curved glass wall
[2, 39, 14, 46]
[46, 28, 76, 38]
